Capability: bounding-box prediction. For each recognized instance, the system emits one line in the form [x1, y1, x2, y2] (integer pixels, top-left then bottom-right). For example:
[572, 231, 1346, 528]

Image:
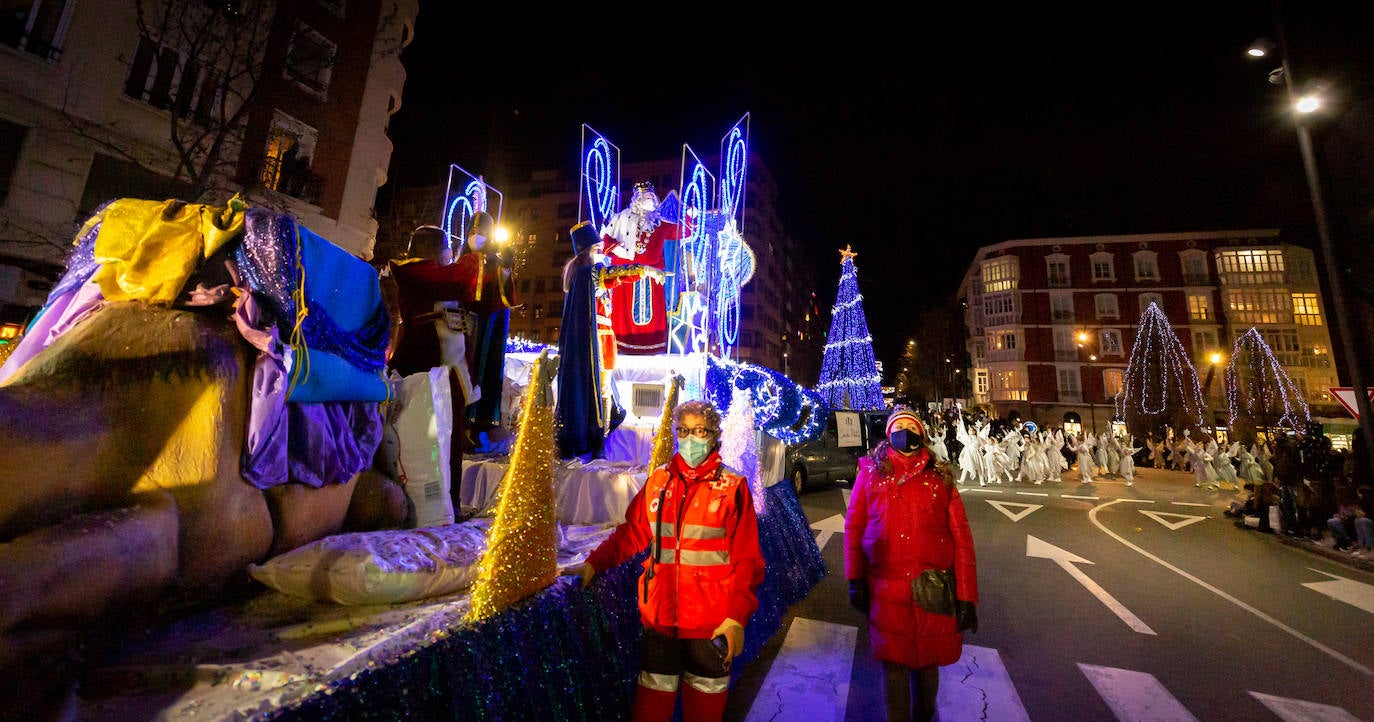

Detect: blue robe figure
[557, 222, 624, 458]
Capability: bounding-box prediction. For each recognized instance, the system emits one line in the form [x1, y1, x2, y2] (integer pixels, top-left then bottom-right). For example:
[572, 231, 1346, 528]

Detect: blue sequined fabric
[233, 209, 388, 372]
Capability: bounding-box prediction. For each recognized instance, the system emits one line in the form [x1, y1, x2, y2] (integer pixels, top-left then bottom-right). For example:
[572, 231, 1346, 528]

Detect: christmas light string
[1117, 302, 1204, 429]
[1225, 327, 1310, 432]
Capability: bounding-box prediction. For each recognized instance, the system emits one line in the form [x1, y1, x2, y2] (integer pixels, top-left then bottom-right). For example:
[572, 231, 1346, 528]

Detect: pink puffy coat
[844, 447, 978, 669]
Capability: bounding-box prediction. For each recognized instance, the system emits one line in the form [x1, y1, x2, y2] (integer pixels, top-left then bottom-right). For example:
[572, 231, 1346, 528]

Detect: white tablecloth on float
[604, 423, 656, 463]
[461, 457, 648, 526]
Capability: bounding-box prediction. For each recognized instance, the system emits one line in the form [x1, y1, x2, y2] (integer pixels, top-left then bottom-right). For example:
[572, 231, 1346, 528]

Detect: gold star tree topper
[839, 245, 858, 264]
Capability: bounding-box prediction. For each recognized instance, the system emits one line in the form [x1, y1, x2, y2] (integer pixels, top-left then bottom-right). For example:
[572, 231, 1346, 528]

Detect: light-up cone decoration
[648, 374, 682, 471]
[466, 349, 559, 622]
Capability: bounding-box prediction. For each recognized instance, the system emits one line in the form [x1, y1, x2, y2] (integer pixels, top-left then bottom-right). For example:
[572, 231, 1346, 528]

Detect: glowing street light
[494, 226, 512, 243]
[1295, 95, 1321, 114]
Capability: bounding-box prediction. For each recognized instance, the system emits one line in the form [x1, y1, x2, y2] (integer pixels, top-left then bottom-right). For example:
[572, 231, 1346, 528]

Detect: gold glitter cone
[466, 350, 559, 622]
[648, 375, 682, 471]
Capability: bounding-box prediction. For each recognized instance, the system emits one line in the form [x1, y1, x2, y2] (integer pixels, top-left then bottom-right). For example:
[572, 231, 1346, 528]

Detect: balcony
[1182, 273, 1210, 286]
[987, 348, 1024, 363]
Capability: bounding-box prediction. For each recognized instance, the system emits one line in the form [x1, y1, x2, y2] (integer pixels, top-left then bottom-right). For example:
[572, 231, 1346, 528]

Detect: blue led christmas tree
[817, 246, 884, 410]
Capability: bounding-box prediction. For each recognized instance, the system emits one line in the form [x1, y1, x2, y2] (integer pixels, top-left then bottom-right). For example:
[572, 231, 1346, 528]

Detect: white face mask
[438, 248, 453, 266]
[468, 233, 487, 252]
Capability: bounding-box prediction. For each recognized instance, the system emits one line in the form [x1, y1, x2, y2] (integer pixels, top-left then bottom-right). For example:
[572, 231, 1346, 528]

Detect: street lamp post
[1251, 7, 1374, 476]
[1201, 351, 1224, 436]
[1077, 331, 1098, 436]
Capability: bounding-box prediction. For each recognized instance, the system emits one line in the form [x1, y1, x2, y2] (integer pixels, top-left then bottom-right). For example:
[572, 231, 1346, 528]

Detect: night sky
[381, 2, 1374, 374]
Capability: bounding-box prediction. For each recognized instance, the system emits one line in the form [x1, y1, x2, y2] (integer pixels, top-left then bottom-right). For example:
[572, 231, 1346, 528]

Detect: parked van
[786, 409, 891, 494]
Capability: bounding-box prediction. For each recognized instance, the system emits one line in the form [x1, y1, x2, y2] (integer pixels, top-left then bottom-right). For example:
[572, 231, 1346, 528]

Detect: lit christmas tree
[817, 245, 884, 411]
[1118, 302, 1205, 439]
[1226, 327, 1310, 443]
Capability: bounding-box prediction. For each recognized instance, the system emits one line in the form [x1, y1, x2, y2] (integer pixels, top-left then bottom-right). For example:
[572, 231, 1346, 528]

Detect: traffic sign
[1329, 387, 1374, 420]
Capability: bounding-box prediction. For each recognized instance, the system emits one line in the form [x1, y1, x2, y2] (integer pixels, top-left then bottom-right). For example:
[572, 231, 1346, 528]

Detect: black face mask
[890, 429, 923, 453]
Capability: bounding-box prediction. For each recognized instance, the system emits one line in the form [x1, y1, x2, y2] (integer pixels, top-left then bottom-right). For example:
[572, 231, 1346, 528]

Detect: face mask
[680, 436, 711, 467]
[890, 429, 923, 454]
[468, 234, 487, 252]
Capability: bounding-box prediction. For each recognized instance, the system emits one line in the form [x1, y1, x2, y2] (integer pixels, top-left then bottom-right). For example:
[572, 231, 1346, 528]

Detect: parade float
[0, 115, 827, 720]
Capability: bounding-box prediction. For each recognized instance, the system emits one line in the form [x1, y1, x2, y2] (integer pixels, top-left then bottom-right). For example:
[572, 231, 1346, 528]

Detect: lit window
[1103, 369, 1124, 397]
[1187, 293, 1211, 321]
[1215, 249, 1285, 284]
[1292, 293, 1322, 326]
[981, 256, 1020, 293]
[1090, 252, 1115, 282]
[974, 370, 989, 395]
[260, 111, 319, 201]
[1225, 289, 1290, 325]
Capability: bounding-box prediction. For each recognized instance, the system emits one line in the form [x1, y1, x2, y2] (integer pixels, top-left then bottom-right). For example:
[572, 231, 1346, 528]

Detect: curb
[1270, 530, 1374, 573]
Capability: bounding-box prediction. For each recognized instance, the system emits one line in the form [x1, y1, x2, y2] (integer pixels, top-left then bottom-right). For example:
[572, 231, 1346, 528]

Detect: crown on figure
[632, 181, 655, 195]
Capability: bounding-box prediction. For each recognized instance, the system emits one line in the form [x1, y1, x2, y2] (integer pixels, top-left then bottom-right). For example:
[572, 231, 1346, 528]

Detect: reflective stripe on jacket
[586, 452, 765, 638]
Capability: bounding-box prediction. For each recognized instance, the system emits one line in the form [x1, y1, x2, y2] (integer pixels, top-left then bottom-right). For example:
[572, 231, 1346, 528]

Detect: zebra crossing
[741, 618, 1364, 722]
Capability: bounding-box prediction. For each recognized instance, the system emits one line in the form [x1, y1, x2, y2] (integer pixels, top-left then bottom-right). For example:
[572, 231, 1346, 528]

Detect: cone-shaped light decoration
[817, 245, 884, 410]
[1225, 327, 1310, 441]
[466, 349, 559, 622]
[1118, 302, 1205, 438]
[648, 375, 682, 471]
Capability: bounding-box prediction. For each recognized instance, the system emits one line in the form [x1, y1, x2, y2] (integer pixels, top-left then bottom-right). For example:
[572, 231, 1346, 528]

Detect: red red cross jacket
[587, 450, 765, 639]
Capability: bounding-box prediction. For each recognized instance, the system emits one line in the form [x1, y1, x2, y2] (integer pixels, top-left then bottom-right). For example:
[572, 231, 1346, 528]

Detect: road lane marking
[988, 501, 1042, 522]
[1301, 569, 1374, 615]
[1026, 535, 1156, 635]
[1117, 499, 1155, 504]
[961, 488, 1003, 494]
[744, 617, 857, 722]
[1062, 494, 1100, 500]
[1138, 510, 1208, 531]
[1248, 691, 1361, 722]
[810, 514, 846, 552]
[1088, 499, 1374, 676]
[939, 645, 1030, 722]
[1016, 491, 1050, 497]
[1078, 664, 1197, 721]
[1171, 501, 1211, 507]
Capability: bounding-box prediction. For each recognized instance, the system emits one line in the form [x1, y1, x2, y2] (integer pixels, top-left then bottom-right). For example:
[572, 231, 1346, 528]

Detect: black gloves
[848, 580, 870, 613]
[956, 600, 978, 633]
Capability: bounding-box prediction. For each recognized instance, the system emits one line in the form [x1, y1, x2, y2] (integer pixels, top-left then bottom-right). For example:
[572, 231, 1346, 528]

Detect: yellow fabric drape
[92, 197, 247, 304]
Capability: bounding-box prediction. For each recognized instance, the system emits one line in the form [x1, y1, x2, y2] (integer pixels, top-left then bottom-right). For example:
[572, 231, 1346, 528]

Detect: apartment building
[959, 230, 1346, 439]
[0, 0, 415, 322]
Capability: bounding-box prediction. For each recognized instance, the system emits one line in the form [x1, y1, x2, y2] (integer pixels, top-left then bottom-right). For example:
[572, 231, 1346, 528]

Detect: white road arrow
[1026, 535, 1156, 635]
[811, 513, 847, 552]
[1138, 510, 1207, 531]
[987, 500, 1042, 523]
[1302, 569, 1374, 615]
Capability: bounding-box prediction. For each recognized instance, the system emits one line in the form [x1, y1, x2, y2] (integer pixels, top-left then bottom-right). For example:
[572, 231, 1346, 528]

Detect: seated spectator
[1352, 486, 1374, 557]
[1327, 488, 1358, 551]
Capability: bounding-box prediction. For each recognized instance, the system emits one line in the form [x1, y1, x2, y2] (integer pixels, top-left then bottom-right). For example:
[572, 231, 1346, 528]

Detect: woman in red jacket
[845, 408, 979, 722]
[576, 400, 765, 722]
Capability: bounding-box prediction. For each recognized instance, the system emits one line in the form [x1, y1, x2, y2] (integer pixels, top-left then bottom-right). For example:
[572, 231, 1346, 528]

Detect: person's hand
[956, 600, 978, 633]
[848, 579, 870, 613]
[711, 618, 745, 664]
